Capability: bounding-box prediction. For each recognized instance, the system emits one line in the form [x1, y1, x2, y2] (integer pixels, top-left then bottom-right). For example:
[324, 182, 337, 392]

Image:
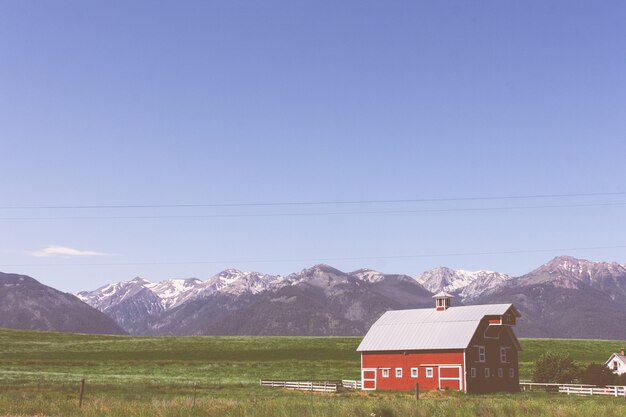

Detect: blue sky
[1, 1, 625, 292]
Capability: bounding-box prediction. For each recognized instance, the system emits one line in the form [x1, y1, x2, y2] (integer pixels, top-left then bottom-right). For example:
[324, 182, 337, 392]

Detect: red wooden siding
[361, 350, 465, 391]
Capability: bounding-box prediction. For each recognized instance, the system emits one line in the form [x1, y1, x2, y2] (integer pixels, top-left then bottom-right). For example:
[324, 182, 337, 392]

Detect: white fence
[560, 385, 626, 397]
[341, 379, 362, 390]
[259, 380, 338, 393]
[520, 381, 626, 397]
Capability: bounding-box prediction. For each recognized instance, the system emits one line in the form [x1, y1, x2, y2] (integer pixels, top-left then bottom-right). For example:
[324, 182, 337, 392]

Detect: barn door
[361, 368, 377, 390]
[438, 366, 462, 391]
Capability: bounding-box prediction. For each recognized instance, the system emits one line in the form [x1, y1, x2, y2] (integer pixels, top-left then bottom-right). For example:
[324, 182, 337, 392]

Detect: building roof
[357, 304, 519, 352]
[604, 353, 626, 366]
[432, 291, 454, 298]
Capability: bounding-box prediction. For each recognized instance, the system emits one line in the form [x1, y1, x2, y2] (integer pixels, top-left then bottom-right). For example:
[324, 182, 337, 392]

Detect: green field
[1, 328, 625, 417]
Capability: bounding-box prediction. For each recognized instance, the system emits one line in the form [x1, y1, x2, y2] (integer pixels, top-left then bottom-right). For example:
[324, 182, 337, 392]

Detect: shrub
[579, 363, 616, 386]
[614, 373, 626, 386]
[532, 351, 580, 383]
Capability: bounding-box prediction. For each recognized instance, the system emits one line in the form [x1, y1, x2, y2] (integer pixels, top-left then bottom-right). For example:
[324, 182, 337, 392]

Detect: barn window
[477, 345, 486, 362]
[396, 368, 402, 378]
[426, 368, 433, 378]
[484, 368, 490, 378]
[470, 368, 476, 378]
[498, 368, 503, 378]
[411, 368, 418, 378]
[500, 347, 508, 363]
[382, 369, 389, 378]
[509, 368, 514, 378]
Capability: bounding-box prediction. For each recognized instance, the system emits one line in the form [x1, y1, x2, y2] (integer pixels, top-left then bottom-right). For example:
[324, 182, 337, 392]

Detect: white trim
[425, 367, 434, 378]
[470, 367, 476, 378]
[498, 368, 503, 378]
[476, 345, 486, 363]
[419, 363, 462, 367]
[381, 368, 390, 378]
[361, 368, 377, 391]
[438, 365, 462, 390]
[411, 367, 418, 378]
[395, 368, 402, 378]
[463, 350, 467, 393]
[484, 368, 490, 378]
[500, 347, 509, 363]
[483, 326, 501, 339]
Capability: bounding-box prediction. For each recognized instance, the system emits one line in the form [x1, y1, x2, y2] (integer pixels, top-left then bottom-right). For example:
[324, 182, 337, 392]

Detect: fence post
[193, 382, 197, 407]
[78, 379, 85, 408]
[415, 383, 419, 400]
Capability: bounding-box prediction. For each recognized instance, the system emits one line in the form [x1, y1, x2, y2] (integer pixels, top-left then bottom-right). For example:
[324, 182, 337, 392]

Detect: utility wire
[0, 201, 624, 220]
[3, 244, 626, 267]
[1, 191, 625, 210]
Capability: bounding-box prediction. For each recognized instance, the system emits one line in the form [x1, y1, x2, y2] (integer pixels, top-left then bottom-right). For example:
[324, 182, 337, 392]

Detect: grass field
[1, 328, 625, 417]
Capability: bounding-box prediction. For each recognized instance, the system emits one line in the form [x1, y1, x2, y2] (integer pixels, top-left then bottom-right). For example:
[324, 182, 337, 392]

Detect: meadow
[1, 328, 625, 417]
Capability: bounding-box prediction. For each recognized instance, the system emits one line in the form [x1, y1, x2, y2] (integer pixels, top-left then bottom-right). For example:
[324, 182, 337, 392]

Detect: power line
[1, 191, 625, 210]
[3, 244, 625, 267]
[0, 201, 624, 220]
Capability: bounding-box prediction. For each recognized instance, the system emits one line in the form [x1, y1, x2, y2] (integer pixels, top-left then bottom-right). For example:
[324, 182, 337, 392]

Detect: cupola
[433, 291, 453, 311]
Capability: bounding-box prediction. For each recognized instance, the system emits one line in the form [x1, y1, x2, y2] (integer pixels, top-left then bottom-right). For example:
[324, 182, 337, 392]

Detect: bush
[532, 351, 581, 383]
[579, 363, 616, 386]
[614, 373, 626, 386]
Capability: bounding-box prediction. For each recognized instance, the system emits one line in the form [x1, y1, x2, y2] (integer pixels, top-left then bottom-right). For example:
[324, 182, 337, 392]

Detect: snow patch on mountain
[416, 267, 511, 301]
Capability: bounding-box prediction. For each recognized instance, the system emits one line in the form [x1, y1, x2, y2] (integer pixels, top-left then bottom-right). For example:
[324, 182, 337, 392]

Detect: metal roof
[357, 304, 517, 352]
[432, 291, 454, 298]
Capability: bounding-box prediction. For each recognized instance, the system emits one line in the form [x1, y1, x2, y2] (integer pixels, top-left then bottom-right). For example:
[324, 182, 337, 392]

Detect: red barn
[358, 292, 521, 393]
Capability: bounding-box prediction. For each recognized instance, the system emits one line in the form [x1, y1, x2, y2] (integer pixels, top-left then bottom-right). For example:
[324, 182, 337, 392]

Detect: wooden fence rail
[520, 381, 626, 397]
[341, 380, 362, 390]
[559, 385, 626, 397]
[259, 380, 338, 393]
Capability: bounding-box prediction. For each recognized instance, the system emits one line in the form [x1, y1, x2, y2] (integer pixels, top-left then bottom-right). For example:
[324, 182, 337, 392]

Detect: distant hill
[0, 272, 126, 335]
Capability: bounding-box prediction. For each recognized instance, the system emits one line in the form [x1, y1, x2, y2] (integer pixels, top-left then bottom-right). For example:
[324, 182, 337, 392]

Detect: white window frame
[470, 368, 476, 378]
[500, 347, 509, 363]
[426, 367, 433, 378]
[498, 368, 503, 378]
[509, 368, 514, 378]
[395, 368, 402, 378]
[484, 368, 490, 378]
[411, 368, 418, 378]
[477, 345, 486, 363]
[381, 368, 390, 378]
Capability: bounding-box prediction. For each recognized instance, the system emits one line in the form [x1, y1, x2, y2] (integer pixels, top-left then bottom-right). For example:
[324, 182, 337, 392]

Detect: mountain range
[2, 255, 626, 339]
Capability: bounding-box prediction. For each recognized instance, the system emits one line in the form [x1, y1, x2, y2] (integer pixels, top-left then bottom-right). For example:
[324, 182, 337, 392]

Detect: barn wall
[361, 350, 465, 391]
[465, 321, 520, 393]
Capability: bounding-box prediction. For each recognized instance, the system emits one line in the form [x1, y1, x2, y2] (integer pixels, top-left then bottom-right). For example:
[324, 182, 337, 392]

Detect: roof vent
[432, 291, 453, 311]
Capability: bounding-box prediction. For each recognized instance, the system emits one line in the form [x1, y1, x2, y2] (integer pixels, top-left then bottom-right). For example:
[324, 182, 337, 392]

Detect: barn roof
[357, 304, 519, 352]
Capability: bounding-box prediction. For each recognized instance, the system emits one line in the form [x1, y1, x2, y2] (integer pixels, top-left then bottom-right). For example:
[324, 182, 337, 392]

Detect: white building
[605, 347, 626, 375]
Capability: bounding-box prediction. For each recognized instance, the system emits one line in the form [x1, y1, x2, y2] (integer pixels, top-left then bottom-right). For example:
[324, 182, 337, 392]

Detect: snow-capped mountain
[417, 267, 512, 301]
[145, 278, 207, 309]
[514, 255, 626, 297]
[204, 269, 285, 296]
[476, 256, 626, 339]
[77, 269, 288, 334]
[70, 256, 626, 339]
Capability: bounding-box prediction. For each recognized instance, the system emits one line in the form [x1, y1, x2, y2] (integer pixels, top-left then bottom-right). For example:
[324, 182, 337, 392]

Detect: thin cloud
[28, 245, 111, 258]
